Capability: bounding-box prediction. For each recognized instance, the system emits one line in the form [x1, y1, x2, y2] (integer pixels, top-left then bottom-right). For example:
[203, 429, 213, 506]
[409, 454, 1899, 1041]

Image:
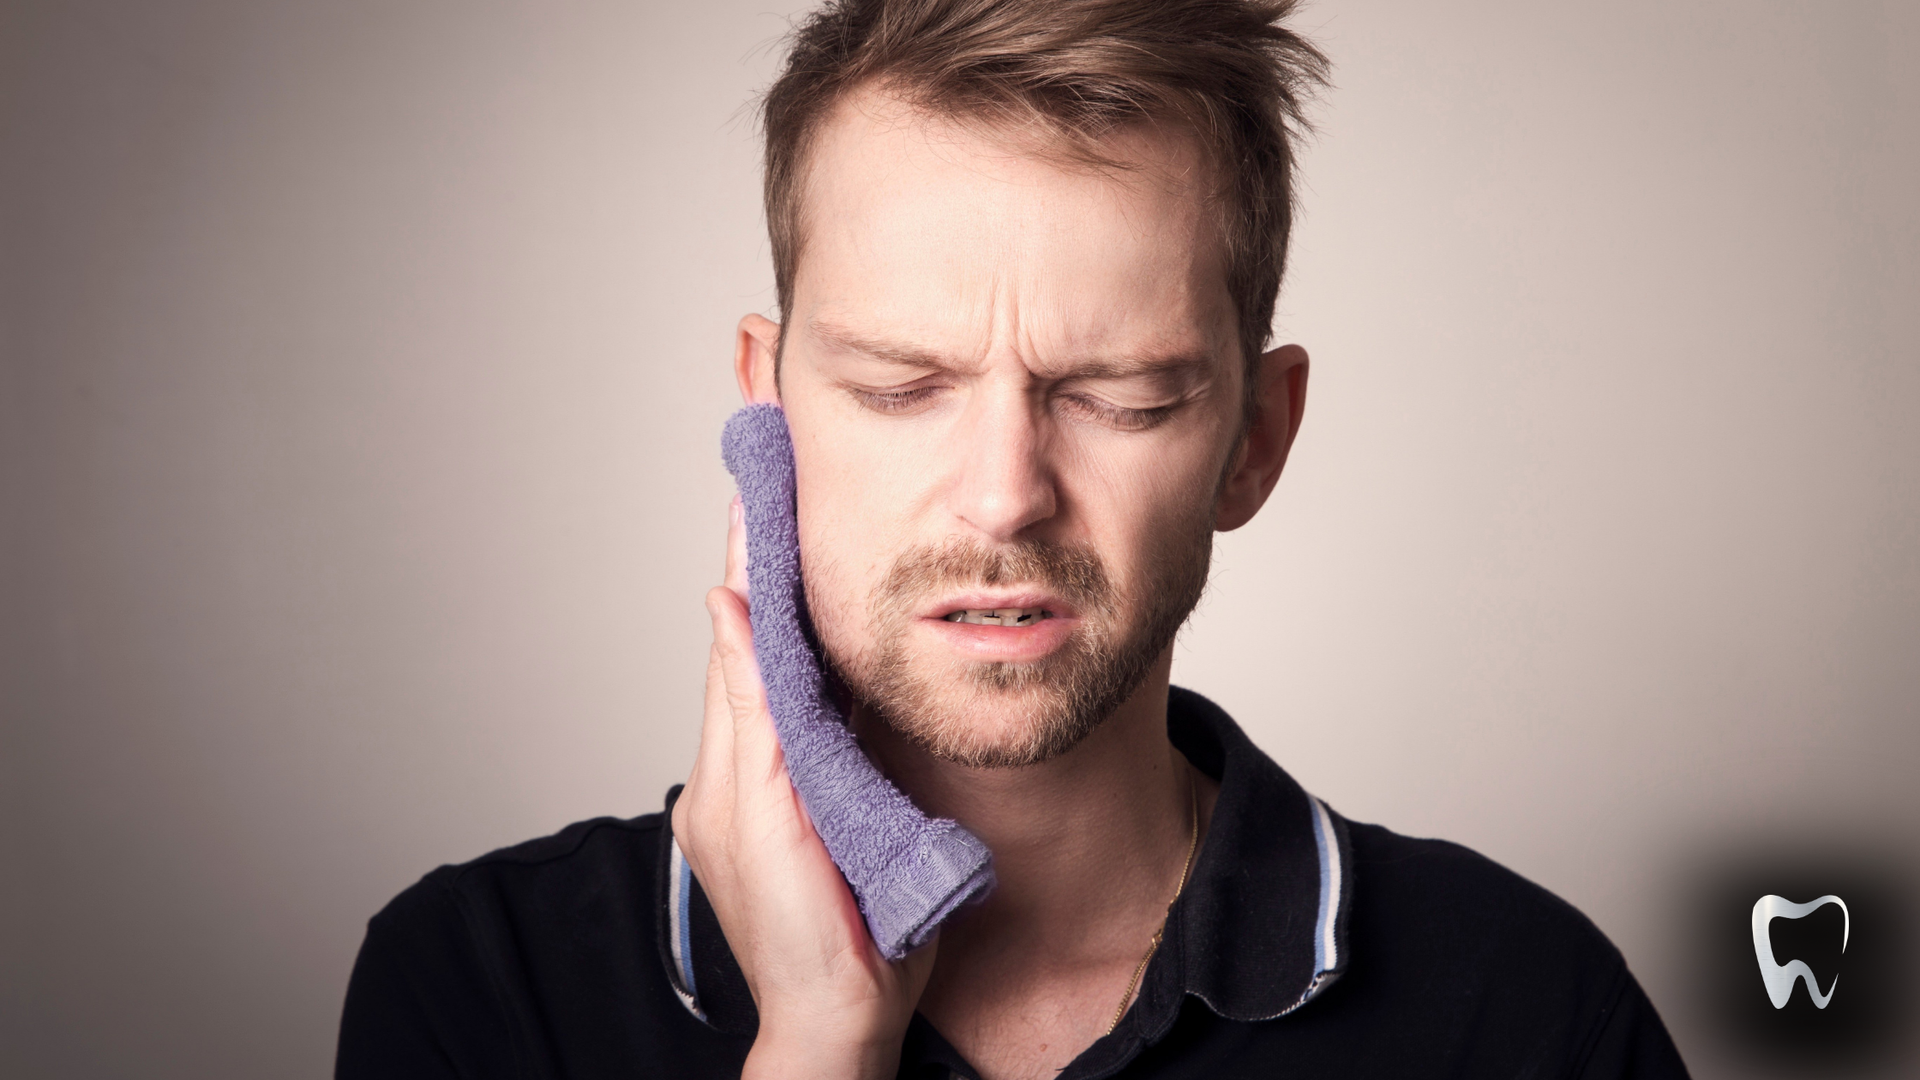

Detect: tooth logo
[1751, 894, 1849, 1009]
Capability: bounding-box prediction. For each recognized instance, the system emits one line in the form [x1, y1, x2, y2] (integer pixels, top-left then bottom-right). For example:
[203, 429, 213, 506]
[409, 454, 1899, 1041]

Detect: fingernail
[729, 495, 742, 528]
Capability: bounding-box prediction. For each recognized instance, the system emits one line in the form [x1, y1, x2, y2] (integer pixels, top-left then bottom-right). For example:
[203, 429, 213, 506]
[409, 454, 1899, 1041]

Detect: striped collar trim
[664, 837, 704, 1022]
[1308, 794, 1348, 993]
[1133, 687, 1354, 1028]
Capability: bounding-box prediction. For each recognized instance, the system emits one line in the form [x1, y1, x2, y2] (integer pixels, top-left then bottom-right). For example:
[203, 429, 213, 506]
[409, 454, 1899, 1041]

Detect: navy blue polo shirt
[337, 687, 1690, 1078]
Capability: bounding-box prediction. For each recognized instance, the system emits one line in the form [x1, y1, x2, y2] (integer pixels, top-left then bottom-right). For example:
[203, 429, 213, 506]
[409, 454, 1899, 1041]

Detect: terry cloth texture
[720, 403, 994, 959]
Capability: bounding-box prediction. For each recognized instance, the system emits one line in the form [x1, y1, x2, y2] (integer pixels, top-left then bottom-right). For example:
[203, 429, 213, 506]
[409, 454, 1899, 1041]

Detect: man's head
[734, 0, 1325, 768]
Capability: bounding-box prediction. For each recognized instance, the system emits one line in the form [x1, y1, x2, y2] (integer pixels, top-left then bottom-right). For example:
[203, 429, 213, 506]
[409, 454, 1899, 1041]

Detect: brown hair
[760, 0, 1329, 378]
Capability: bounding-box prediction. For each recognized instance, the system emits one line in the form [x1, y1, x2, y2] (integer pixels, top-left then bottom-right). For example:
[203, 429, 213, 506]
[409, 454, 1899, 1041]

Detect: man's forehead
[791, 89, 1238, 365]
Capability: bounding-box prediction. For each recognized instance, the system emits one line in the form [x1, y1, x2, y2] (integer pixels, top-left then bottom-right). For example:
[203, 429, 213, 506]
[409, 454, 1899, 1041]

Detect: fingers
[724, 494, 749, 601]
[711, 492, 769, 764]
[708, 584, 785, 788]
[684, 496, 750, 853]
[690, 496, 749, 792]
[707, 585, 765, 713]
[688, 643, 734, 797]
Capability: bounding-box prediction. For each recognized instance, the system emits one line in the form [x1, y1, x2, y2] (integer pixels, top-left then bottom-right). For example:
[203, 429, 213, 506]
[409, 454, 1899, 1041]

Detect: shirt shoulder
[1344, 820, 1618, 968]
[337, 811, 749, 1080]
[419, 812, 667, 912]
[1301, 819, 1688, 1078]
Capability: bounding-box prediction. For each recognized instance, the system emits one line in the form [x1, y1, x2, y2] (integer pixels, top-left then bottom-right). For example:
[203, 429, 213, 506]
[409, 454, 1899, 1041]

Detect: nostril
[952, 465, 1058, 538]
[946, 400, 1060, 540]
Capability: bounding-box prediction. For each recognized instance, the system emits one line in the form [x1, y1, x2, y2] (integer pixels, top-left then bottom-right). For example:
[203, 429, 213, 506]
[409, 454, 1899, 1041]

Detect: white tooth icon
[1751, 894, 1849, 1010]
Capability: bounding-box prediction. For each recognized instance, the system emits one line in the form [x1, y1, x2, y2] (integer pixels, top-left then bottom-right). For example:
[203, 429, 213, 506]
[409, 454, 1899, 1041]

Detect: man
[337, 1, 1690, 1077]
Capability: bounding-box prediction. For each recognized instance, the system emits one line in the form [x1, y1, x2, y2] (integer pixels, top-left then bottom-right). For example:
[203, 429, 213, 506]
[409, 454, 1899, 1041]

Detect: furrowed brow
[1059, 353, 1205, 378]
[809, 318, 1217, 382]
[808, 320, 955, 371]
[1051, 353, 1216, 381]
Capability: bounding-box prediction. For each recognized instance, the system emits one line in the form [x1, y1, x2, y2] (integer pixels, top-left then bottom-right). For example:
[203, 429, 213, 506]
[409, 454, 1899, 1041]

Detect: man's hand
[671, 497, 936, 1080]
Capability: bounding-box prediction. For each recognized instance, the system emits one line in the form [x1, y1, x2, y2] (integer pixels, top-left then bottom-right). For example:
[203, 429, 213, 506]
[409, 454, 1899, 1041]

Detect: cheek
[788, 384, 956, 549]
[1060, 427, 1225, 566]
[790, 422, 928, 640]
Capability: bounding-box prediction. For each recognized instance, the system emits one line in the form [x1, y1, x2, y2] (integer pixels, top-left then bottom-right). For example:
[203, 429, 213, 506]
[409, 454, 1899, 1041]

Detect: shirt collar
[657, 686, 1353, 1044]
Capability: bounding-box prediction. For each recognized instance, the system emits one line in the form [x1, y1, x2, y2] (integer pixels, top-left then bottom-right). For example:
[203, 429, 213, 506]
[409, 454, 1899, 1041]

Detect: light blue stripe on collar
[1287, 794, 1348, 1011]
[1310, 795, 1343, 976]
[667, 837, 705, 1021]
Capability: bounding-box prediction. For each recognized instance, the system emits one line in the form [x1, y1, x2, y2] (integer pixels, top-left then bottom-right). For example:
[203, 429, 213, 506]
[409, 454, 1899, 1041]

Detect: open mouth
[941, 607, 1052, 627]
[922, 596, 1077, 662]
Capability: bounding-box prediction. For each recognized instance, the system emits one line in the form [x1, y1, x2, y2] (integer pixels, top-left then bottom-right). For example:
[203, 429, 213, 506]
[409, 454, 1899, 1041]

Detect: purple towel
[721, 404, 995, 959]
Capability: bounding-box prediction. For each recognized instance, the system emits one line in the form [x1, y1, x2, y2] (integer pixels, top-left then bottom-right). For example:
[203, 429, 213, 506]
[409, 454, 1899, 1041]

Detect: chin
[857, 655, 1134, 770]
[891, 702, 1102, 770]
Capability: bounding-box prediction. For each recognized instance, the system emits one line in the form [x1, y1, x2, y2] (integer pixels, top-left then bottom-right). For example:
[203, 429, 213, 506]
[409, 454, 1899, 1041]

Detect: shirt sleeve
[1573, 968, 1692, 1080]
[335, 876, 516, 1080]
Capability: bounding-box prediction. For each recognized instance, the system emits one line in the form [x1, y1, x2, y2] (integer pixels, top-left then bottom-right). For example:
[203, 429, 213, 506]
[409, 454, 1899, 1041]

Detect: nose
[945, 380, 1057, 542]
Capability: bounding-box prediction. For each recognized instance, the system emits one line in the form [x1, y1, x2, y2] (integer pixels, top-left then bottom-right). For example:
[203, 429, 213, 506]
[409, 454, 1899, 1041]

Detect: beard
[811, 513, 1215, 770]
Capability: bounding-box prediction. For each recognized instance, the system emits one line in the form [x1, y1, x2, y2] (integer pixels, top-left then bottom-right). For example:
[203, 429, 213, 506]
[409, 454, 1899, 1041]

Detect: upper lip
[919, 590, 1080, 621]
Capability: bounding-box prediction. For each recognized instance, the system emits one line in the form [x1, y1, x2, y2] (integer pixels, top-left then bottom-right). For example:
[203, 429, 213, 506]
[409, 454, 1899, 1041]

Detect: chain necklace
[1105, 771, 1200, 1035]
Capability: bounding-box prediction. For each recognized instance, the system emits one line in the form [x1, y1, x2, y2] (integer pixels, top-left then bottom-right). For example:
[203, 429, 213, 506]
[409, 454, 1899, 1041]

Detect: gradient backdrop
[5, 2, 1917, 1077]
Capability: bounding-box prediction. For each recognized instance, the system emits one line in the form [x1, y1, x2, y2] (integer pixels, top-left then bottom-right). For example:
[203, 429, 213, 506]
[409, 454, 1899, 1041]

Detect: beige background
[5, 1, 1917, 1077]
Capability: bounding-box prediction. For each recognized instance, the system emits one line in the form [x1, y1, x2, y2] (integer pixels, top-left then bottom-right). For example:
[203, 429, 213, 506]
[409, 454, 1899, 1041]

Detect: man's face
[774, 93, 1247, 768]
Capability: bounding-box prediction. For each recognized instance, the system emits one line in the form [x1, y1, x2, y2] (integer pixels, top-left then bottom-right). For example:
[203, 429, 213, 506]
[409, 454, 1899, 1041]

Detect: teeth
[943, 607, 1048, 626]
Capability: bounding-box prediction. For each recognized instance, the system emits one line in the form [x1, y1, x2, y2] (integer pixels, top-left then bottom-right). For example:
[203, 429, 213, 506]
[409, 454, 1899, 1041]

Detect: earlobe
[1214, 344, 1309, 532]
[735, 314, 783, 405]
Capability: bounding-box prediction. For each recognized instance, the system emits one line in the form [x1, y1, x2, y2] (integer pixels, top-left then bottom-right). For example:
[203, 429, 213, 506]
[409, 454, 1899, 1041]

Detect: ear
[735, 313, 782, 404]
[1214, 344, 1309, 532]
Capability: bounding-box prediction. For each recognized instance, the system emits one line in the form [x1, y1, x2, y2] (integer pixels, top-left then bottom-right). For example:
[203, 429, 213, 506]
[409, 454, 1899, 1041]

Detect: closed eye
[848, 385, 945, 414]
[1055, 392, 1179, 431]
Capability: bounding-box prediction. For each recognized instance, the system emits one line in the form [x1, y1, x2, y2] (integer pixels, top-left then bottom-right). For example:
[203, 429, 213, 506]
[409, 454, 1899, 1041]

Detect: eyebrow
[807, 318, 1217, 381]
[809, 320, 953, 371]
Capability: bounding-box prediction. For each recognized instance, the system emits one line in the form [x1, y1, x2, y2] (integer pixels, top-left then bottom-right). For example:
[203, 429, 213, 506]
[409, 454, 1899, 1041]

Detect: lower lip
[918, 615, 1078, 663]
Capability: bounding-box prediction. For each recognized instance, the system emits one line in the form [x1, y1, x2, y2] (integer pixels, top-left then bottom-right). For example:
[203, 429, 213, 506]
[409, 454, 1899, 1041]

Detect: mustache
[872, 536, 1114, 614]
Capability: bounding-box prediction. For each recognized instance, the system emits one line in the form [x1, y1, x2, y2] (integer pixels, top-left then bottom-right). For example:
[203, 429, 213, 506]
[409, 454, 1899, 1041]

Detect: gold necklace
[1105, 772, 1200, 1035]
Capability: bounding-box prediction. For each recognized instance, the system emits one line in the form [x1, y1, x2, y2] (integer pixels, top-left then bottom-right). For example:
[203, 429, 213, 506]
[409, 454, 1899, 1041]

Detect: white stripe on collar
[1298, 795, 1347, 1008]
[667, 837, 705, 1021]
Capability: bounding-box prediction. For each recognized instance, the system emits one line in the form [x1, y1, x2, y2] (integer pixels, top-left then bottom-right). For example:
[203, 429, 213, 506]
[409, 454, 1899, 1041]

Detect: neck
[849, 649, 1208, 953]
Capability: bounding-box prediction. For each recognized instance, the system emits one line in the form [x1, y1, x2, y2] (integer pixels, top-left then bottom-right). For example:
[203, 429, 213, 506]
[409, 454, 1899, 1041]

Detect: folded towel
[721, 403, 995, 959]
